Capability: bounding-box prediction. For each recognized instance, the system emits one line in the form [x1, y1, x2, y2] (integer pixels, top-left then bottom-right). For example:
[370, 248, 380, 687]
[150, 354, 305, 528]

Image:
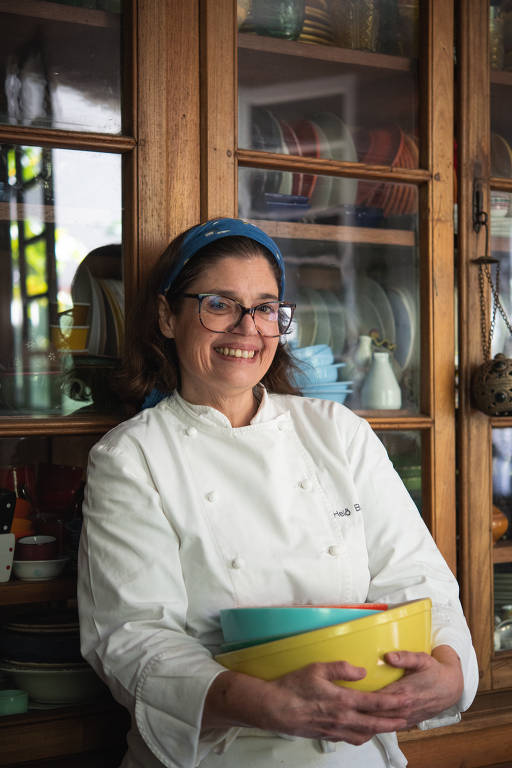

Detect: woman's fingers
[384, 650, 432, 671]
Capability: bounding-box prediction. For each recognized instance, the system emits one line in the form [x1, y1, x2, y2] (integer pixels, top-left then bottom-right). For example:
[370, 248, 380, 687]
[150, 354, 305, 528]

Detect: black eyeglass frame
[174, 293, 296, 337]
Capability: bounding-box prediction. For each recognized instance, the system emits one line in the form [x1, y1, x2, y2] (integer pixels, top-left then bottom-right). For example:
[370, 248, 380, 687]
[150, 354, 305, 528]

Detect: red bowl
[15, 535, 58, 561]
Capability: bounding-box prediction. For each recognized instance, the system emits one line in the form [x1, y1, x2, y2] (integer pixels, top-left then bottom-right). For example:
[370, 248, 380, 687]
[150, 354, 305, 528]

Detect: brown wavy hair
[117, 226, 300, 413]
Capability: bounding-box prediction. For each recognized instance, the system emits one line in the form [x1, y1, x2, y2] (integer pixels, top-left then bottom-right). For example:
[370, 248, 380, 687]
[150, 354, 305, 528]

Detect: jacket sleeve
[77, 439, 232, 768]
[347, 418, 479, 724]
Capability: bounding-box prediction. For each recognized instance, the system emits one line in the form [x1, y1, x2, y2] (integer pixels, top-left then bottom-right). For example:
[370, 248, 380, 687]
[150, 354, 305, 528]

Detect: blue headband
[159, 218, 285, 300]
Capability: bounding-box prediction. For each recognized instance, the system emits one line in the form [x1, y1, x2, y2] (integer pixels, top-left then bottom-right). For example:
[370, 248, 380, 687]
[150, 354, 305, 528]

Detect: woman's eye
[206, 296, 229, 311]
[256, 303, 277, 317]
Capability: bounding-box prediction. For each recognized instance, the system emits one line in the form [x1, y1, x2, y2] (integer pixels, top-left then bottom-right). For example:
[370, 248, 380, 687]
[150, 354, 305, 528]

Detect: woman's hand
[203, 662, 410, 745]
[379, 644, 464, 728]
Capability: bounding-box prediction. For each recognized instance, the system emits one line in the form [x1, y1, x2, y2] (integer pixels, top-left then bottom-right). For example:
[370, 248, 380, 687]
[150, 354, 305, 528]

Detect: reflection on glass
[238, 2, 419, 155]
[376, 430, 422, 513]
[493, 428, 512, 652]
[491, 2, 512, 178]
[0, 433, 101, 567]
[490, 191, 512, 358]
[0, 1, 122, 133]
[0, 144, 122, 418]
[239, 167, 421, 412]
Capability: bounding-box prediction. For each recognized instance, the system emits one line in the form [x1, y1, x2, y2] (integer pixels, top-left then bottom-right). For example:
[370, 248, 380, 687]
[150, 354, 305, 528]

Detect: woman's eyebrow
[206, 290, 279, 301]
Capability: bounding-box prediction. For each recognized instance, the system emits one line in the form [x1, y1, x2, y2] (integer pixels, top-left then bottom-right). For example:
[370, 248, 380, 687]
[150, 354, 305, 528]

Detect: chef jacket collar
[166, 387, 290, 432]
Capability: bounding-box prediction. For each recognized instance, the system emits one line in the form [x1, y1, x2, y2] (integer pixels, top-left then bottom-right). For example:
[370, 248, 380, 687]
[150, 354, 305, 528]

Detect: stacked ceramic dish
[355, 125, 419, 216]
[291, 344, 352, 403]
[215, 599, 432, 691]
[248, 108, 358, 215]
[298, 0, 335, 45]
[0, 611, 105, 706]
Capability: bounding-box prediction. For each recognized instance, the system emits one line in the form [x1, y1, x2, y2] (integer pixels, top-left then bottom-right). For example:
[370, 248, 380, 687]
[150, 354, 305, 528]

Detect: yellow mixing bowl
[215, 598, 431, 691]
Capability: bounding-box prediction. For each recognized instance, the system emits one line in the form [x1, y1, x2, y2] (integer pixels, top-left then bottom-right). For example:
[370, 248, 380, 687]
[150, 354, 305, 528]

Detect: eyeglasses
[176, 293, 296, 337]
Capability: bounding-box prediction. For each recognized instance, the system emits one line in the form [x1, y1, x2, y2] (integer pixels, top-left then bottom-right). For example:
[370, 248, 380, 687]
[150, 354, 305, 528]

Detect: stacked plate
[72, 267, 124, 357]
[298, 0, 335, 45]
[356, 126, 419, 216]
[494, 570, 512, 609]
[0, 611, 105, 706]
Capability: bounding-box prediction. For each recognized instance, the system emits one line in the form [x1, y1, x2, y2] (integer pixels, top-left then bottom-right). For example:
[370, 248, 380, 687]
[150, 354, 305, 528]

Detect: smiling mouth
[214, 346, 256, 359]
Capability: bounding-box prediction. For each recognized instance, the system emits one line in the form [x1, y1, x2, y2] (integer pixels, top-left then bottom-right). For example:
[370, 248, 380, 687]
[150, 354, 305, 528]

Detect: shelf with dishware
[0, 0, 120, 28]
[0, 576, 76, 606]
[494, 541, 512, 564]
[0, 697, 129, 767]
[249, 218, 416, 247]
[238, 32, 414, 74]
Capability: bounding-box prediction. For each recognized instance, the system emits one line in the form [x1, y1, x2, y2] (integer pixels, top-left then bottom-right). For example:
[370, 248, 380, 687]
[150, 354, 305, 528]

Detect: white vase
[353, 334, 373, 370]
[361, 352, 402, 409]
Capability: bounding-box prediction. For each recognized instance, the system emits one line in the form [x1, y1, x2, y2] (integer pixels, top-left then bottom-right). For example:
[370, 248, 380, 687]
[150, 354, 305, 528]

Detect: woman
[78, 218, 478, 768]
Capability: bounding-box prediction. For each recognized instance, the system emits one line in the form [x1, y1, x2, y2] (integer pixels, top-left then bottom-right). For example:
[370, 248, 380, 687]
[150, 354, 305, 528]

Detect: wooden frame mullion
[458, 0, 493, 691]
[200, 0, 237, 220]
[427, 0, 457, 569]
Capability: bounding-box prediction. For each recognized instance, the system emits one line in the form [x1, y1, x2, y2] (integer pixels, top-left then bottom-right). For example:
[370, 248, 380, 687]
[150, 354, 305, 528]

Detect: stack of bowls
[12, 535, 68, 582]
[291, 345, 352, 403]
[215, 599, 431, 691]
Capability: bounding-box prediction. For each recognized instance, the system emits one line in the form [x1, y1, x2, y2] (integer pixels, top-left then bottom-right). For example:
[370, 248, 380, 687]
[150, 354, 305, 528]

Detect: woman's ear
[158, 295, 175, 339]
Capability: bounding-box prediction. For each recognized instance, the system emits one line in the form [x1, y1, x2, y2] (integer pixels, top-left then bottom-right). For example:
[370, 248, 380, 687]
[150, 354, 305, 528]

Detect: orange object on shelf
[10, 518, 36, 541]
[493, 505, 509, 543]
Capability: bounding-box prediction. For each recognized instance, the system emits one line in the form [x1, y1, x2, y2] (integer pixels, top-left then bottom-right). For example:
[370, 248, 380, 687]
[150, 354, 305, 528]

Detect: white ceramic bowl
[0, 663, 105, 704]
[12, 557, 68, 582]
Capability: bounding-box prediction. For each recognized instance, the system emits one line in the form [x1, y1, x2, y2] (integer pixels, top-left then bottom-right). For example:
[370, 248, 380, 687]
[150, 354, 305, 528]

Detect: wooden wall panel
[137, 0, 201, 277]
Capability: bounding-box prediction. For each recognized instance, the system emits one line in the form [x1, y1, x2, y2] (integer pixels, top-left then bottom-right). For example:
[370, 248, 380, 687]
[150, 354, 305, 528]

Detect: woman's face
[159, 254, 280, 405]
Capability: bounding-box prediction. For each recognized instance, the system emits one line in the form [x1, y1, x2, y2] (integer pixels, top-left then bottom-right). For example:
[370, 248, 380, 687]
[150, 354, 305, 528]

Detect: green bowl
[220, 605, 384, 646]
[0, 689, 28, 716]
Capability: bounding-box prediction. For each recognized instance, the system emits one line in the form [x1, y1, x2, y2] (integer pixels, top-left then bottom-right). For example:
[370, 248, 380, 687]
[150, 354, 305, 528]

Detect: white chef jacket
[77, 389, 478, 768]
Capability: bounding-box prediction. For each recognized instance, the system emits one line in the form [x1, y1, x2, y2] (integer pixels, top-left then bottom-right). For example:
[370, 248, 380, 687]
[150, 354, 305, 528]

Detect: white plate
[359, 278, 396, 345]
[294, 288, 317, 348]
[323, 291, 346, 356]
[311, 112, 357, 205]
[387, 287, 416, 371]
[355, 293, 383, 338]
[71, 264, 104, 355]
[309, 121, 333, 210]
[305, 288, 332, 346]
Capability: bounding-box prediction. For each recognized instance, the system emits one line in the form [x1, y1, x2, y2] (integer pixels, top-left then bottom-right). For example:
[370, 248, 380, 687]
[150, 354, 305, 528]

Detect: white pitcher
[361, 351, 402, 409]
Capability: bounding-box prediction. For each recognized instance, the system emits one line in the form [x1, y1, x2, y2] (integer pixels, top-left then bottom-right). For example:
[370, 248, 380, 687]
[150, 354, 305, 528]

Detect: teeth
[216, 347, 255, 359]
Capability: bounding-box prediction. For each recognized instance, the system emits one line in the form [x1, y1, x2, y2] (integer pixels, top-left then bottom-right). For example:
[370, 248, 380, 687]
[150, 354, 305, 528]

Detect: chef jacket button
[299, 478, 312, 491]
[328, 545, 340, 557]
[206, 490, 218, 503]
[185, 426, 197, 437]
[277, 422, 286, 431]
[231, 557, 244, 569]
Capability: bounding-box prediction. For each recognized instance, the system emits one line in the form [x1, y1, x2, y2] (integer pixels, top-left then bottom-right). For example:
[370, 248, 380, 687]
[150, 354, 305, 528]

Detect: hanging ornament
[471, 248, 512, 416]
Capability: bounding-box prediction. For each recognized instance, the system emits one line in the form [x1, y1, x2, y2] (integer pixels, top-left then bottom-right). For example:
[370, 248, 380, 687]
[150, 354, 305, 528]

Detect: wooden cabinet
[1, 1, 512, 766]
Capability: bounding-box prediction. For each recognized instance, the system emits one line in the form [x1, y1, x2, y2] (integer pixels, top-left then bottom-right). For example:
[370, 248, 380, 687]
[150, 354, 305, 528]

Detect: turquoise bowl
[220, 606, 383, 646]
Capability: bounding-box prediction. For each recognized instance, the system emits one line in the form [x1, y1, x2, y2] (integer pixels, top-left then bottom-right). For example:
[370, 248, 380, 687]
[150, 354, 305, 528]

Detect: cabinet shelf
[0, 0, 119, 28]
[0, 697, 129, 766]
[491, 70, 512, 86]
[0, 576, 76, 605]
[239, 32, 413, 72]
[249, 218, 415, 247]
[494, 541, 512, 564]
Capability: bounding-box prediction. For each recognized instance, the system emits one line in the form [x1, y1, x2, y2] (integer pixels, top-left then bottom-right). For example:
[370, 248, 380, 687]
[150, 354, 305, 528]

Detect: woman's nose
[233, 311, 259, 335]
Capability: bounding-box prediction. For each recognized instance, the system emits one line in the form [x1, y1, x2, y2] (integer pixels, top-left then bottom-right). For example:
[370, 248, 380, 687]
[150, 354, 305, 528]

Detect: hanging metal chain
[476, 216, 512, 361]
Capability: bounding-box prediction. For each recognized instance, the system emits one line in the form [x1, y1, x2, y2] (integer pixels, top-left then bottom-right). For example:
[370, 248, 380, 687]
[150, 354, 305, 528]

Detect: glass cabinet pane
[0, 1, 122, 134]
[490, 1, 512, 178]
[0, 433, 99, 573]
[376, 429, 423, 513]
[0, 144, 122, 418]
[490, 190, 512, 358]
[493, 428, 512, 652]
[239, 166, 420, 412]
[238, 1, 420, 158]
